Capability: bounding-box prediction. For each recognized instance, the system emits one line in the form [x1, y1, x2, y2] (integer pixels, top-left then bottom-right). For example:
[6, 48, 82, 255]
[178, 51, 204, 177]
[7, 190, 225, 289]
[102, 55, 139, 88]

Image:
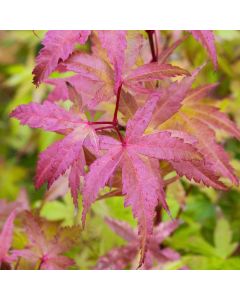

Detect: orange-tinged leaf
[125, 63, 190, 82]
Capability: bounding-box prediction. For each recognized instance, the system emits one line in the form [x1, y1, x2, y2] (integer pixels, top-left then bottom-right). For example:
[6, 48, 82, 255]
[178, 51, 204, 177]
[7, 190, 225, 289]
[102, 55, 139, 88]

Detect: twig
[146, 30, 157, 62]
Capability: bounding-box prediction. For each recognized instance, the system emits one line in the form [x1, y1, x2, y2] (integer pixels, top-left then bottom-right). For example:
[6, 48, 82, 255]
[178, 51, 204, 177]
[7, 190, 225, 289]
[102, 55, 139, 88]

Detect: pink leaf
[177, 115, 239, 185]
[98, 30, 127, 93]
[0, 189, 29, 222]
[153, 220, 180, 244]
[171, 160, 227, 190]
[123, 31, 145, 73]
[131, 131, 202, 162]
[41, 256, 75, 270]
[35, 126, 94, 189]
[122, 150, 165, 265]
[189, 30, 217, 68]
[10, 101, 83, 133]
[33, 30, 91, 86]
[208, 140, 239, 185]
[119, 90, 138, 119]
[65, 52, 113, 82]
[105, 217, 137, 242]
[69, 151, 86, 208]
[15, 188, 29, 211]
[66, 81, 83, 112]
[158, 247, 181, 261]
[126, 94, 159, 142]
[95, 218, 181, 270]
[11, 101, 99, 202]
[82, 145, 123, 226]
[46, 75, 100, 107]
[83, 95, 221, 266]
[44, 173, 69, 202]
[0, 210, 17, 264]
[158, 34, 189, 64]
[12, 249, 38, 262]
[63, 51, 115, 107]
[187, 104, 240, 139]
[125, 63, 189, 82]
[184, 83, 218, 103]
[13, 213, 79, 270]
[151, 70, 199, 127]
[95, 245, 137, 270]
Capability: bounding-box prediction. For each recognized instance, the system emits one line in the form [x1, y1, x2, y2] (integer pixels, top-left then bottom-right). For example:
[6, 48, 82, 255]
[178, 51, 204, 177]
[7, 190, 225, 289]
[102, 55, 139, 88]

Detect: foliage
[0, 30, 240, 270]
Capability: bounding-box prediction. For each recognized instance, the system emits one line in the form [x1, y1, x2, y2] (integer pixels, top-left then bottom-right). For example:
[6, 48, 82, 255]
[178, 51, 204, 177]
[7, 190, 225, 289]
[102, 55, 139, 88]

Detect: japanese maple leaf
[46, 31, 142, 105]
[46, 74, 102, 108]
[82, 94, 225, 265]
[157, 75, 240, 185]
[33, 30, 91, 86]
[0, 210, 17, 269]
[157, 34, 190, 64]
[43, 172, 71, 202]
[95, 217, 181, 270]
[0, 188, 29, 225]
[97, 30, 127, 93]
[10, 101, 98, 208]
[59, 31, 189, 108]
[62, 50, 115, 107]
[189, 30, 217, 68]
[150, 66, 203, 127]
[44, 30, 127, 105]
[13, 212, 80, 270]
[152, 30, 217, 69]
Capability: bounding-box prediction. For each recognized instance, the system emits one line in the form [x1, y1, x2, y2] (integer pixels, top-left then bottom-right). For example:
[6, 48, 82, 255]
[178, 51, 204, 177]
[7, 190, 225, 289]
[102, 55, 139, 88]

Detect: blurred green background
[0, 30, 240, 269]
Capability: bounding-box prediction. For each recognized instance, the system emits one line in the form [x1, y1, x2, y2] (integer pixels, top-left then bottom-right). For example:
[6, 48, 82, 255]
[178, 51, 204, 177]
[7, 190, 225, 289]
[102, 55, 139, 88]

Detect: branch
[113, 83, 123, 124]
[146, 30, 157, 62]
[88, 82, 125, 144]
[88, 121, 113, 125]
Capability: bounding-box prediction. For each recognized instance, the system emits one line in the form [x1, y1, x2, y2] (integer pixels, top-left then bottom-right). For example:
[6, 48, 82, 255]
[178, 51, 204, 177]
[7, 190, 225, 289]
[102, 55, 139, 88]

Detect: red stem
[153, 31, 159, 59]
[114, 125, 125, 145]
[88, 121, 113, 125]
[87, 83, 125, 144]
[113, 83, 123, 124]
[146, 30, 157, 62]
[14, 257, 21, 270]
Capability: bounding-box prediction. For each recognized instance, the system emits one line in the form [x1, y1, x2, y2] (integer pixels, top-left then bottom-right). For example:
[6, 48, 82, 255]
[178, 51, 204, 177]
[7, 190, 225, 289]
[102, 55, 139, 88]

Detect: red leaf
[35, 126, 94, 189]
[10, 101, 83, 133]
[82, 145, 124, 226]
[13, 213, 79, 270]
[11, 101, 98, 203]
[95, 218, 181, 270]
[33, 30, 90, 86]
[82, 96, 210, 264]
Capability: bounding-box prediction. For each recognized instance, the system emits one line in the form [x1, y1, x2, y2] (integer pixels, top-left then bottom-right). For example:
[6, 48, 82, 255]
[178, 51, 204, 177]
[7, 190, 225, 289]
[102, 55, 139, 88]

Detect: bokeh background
[0, 30, 240, 269]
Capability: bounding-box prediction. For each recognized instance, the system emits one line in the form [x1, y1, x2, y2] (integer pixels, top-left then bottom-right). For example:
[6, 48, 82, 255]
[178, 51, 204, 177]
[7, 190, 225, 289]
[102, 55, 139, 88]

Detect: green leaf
[214, 217, 238, 258]
[40, 193, 75, 226]
[182, 255, 240, 270]
[92, 196, 137, 226]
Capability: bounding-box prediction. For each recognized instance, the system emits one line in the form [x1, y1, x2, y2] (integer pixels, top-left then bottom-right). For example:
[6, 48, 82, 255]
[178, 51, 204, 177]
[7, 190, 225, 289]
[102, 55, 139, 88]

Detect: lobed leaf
[125, 63, 189, 82]
[0, 210, 17, 264]
[33, 30, 90, 86]
[189, 30, 217, 68]
[98, 31, 127, 93]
